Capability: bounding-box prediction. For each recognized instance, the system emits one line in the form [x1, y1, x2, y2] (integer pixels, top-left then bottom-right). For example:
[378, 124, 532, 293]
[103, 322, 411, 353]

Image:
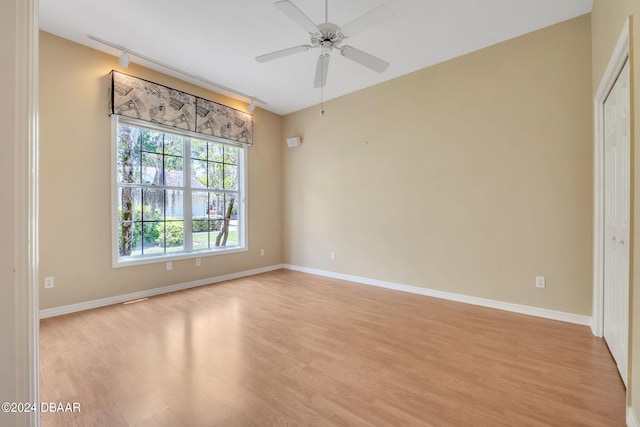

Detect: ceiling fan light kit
[256, 0, 394, 109]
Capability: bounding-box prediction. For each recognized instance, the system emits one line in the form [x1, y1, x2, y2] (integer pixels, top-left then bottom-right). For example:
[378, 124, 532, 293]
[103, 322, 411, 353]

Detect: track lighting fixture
[248, 100, 256, 112]
[88, 35, 265, 107]
[118, 51, 130, 68]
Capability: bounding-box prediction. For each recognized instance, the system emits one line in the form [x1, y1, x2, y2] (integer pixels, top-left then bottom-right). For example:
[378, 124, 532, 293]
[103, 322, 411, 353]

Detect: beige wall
[592, 0, 640, 418]
[39, 32, 283, 309]
[283, 15, 593, 315]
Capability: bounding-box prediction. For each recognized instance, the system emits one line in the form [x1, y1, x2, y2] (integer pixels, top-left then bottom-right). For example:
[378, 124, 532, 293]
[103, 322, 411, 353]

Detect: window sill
[112, 246, 247, 268]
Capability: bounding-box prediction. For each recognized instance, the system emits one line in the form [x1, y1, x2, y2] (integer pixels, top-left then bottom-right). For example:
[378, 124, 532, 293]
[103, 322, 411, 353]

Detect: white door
[603, 58, 630, 386]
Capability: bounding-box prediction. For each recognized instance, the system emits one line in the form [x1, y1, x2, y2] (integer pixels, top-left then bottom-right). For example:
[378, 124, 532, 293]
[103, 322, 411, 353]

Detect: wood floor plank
[40, 269, 626, 426]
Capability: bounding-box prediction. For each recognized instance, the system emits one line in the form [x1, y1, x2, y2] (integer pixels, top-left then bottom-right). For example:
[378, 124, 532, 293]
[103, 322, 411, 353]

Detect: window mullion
[162, 133, 167, 254]
[184, 137, 193, 252]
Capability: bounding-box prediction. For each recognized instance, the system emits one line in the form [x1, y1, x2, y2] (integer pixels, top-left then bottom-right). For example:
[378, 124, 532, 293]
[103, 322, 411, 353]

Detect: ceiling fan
[256, 0, 394, 88]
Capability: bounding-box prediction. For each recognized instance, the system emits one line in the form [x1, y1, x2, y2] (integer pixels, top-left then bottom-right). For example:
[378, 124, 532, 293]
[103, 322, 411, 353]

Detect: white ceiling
[40, 0, 593, 115]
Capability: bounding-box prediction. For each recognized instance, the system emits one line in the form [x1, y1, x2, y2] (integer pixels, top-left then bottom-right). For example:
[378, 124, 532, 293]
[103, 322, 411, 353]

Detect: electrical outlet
[166, 262, 173, 271]
[44, 277, 54, 289]
[536, 276, 546, 288]
[195, 258, 201, 267]
[260, 249, 265, 256]
[330, 252, 336, 260]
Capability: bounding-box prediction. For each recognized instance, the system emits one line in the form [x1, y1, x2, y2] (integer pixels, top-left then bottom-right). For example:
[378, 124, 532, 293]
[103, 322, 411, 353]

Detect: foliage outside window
[114, 117, 244, 265]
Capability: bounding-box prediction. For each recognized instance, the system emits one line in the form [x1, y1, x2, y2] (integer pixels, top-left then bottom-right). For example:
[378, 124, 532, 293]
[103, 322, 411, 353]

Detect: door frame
[14, 0, 40, 425]
[592, 18, 630, 350]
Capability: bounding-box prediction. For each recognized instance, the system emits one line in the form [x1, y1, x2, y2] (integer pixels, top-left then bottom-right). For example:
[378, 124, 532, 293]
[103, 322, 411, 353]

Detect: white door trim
[14, 0, 40, 425]
[592, 19, 630, 340]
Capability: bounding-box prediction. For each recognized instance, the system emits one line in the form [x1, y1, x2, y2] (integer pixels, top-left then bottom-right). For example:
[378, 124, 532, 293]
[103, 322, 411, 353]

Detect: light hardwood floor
[40, 269, 626, 426]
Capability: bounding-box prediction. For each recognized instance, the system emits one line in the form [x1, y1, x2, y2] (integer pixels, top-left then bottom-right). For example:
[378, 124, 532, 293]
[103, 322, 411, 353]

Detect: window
[112, 116, 245, 266]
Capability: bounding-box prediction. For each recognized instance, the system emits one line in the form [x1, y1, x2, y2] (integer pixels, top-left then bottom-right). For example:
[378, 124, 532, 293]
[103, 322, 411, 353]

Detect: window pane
[210, 194, 238, 247]
[164, 220, 184, 253]
[130, 222, 143, 256]
[143, 189, 164, 220]
[209, 217, 221, 231]
[208, 163, 223, 190]
[226, 195, 239, 247]
[209, 192, 225, 219]
[192, 191, 209, 217]
[118, 221, 139, 256]
[117, 124, 140, 150]
[223, 164, 238, 190]
[192, 220, 209, 251]
[209, 143, 224, 162]
[192, 191, 222, 251]
[145, 221, 163, 254]
[139, 129, 163, 153]
[141, 153, 163, 185]
[191, 140, 207, 160]
[165, 190, 183, 219]
[224, 146, 238, 165]
[164, 134, 183, 157]
[118, 187, 142, 221]
[226, 219, 239, 247]
[191, 159, 207, 188]
[164, 157, 184, 187]
[117, 221, 147, 257]
[117, 149, 140, 184]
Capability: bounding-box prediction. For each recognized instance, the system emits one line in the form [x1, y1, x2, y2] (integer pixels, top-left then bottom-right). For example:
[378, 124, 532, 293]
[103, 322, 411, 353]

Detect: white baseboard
[628, 407, 640, 427]
[283, 264, 591, 326]
[590, 318, 603, 338]
[39, 264, 284, 319]
[41, 262, 592, 327]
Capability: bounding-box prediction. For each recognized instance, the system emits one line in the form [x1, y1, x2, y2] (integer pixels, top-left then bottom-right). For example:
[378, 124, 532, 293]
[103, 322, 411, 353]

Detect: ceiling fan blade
[341, 4, 394, 38]
[274, 1, 319, 34]
[255, 45, 311, 63]
[340, 46, 389, 73]
[314, 54, 330, 88]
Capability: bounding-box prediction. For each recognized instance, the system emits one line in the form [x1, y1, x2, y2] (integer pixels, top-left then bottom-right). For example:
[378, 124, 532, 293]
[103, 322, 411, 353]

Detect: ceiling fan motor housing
[313, 23, 343, 49]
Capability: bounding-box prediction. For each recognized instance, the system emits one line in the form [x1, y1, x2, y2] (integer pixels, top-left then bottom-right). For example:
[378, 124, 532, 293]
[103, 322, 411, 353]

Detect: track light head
[118, 52, 130, 68]
[248, 100, 256, 112]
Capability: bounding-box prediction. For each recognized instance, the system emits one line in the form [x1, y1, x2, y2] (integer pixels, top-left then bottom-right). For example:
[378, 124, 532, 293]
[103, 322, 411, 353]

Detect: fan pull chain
[320, 55, 325, 117]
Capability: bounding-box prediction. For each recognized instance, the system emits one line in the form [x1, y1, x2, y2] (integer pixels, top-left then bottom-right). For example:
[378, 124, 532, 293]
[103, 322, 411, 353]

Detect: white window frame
[111, 115, 247, 268]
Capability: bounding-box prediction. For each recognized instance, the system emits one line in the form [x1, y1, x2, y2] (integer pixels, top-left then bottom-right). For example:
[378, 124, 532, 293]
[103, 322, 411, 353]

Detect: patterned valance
[109, 71, 253, 145]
